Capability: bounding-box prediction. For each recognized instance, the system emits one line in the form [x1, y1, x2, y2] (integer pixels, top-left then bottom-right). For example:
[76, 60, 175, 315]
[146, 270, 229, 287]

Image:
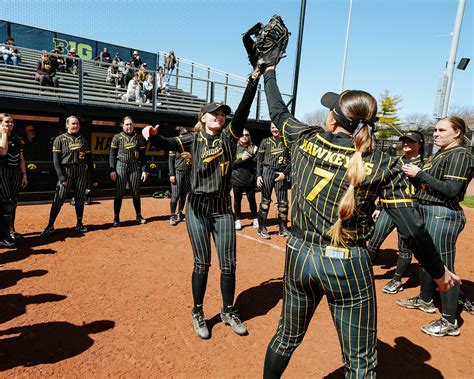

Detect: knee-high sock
[47, 206, 61, 226]
[419, 268, 435, 303]
[441, 285, 461, 324]
[263, 346, 291, 379]
[170, 201, 177, 216]
[393, 256, 412, 281]
[221, 273, 235, 309]
[132, 197, 141, 215]
[192, 272, 208, 313]
[114, 198, 122, 218]
[75, 205, 84, 224]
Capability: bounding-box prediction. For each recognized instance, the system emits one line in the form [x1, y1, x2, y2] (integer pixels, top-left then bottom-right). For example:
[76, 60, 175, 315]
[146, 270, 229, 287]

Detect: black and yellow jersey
[52, 133, 91, 165]
[263, 70, 415, 246]
[0, 134, 23, 168]
[153, 76, 260, 196]
[416, 145, 472, 208]
[169, 150, 191, 175]
[256, 136, 290, 176]
[109, 131, 147, 171]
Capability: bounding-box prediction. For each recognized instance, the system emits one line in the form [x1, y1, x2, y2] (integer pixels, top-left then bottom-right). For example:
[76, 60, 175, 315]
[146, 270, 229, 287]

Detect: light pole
[433, 0, 466, 118]
[290, 0, 307, 115]
[340, 0, 353, 92]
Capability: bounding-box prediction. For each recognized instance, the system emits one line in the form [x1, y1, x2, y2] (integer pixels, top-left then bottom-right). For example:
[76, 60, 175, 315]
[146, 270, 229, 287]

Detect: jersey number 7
[306, 167, 335, 201]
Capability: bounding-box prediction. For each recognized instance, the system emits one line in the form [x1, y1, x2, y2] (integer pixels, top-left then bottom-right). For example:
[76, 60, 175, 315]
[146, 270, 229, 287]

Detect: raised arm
[227, 75, 261, 137]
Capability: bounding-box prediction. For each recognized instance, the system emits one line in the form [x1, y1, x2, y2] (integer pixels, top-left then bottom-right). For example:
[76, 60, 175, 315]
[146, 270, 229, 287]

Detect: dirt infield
[1, 197, 473, 377]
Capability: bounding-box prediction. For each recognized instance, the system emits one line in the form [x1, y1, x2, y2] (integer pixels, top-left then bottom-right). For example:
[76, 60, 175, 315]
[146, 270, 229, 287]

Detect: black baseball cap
[321, 90, 377, 133]
[400, 131, 424, 143]
[201, 102, 231, 116]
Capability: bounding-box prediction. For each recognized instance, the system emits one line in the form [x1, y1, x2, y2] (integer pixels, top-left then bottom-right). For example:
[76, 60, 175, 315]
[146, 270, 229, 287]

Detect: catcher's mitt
[243, 15, 290, 76]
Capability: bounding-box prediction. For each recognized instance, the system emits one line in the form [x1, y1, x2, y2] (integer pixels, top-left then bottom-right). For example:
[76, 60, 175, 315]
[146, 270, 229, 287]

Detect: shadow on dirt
[323, 336, 443, 378]
[0, 320, 115, 371]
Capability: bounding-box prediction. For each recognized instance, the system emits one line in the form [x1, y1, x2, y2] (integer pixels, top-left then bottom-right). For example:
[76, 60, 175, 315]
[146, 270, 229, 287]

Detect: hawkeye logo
[300, 139, 374, 175]
[271, 148, 285, 155]
[201, 146, 223, 163]
[69, 143, 83, 150]
[125, 142, 136, 150]
[27, 163, 37, 170]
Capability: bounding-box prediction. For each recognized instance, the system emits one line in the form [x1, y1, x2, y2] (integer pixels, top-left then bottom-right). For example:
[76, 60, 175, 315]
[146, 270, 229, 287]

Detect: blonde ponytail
[327, 125, 373, 246]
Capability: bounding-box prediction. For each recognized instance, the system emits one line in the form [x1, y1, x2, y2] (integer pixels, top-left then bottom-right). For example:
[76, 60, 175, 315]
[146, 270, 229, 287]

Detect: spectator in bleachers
[138, 62, 149, 83]
[35, 51, 59, 88]
[1, 36, 21, 66]
[142, 74, 154, 103]
[65, 49, 80, 75]
[164, 50, 176, 81]
[49, 46, 66, 72]
[121, 61, 135, 87]
[114, 52, 123, 62]
[106, 60, 122, 88]
[122, 73, 144, 103]
[156, 66, 169, 95]
[99, 47, 112, 66]
[131, 50, 143, 69]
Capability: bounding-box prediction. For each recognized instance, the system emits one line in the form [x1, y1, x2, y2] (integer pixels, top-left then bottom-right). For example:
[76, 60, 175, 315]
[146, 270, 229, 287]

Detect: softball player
[40, 116, 97, 237]
[147, 75, 261, 339]
[109, 116, 148, 226]
[368, 131, 425, 294]
[0, 114, 28, 247]
[168, 128, 191, 226]
[398, 116, 472, 337]
[256, 123, 290, 239]
[260, 66, 459, 378]
[231, 128, 258, 230]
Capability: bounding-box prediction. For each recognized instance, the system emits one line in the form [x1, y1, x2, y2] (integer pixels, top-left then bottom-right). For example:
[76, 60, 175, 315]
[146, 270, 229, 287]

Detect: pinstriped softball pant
[418, 204, 465, 318]
[368, 208, 412, 259]
[52, 165, 88, 208]
[186, 194, 236, 275]
[170, 169, 190, 203]
[0, 166, 21, 200]
[261, 167, 288, 205]
[114, 161, 142, 199]
[268, 236, 377, 378]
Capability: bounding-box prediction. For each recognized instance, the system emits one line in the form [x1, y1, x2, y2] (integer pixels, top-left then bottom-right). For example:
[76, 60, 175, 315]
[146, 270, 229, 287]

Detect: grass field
[462, 195, 474, 208]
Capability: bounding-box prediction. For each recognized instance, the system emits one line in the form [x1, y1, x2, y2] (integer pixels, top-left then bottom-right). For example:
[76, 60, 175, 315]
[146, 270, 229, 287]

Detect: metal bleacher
[0, 46, 209, 114]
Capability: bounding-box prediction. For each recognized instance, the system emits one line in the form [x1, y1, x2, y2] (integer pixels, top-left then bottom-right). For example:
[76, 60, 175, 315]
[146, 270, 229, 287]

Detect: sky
[1, 0, 473, 122]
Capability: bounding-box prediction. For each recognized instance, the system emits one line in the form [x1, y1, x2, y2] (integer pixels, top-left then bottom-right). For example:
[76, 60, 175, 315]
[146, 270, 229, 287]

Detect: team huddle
[0, 15, 472, 379]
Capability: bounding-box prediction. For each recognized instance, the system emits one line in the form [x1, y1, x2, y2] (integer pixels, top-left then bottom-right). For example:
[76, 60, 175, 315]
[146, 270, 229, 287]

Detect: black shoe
[113, 218, 120, 227]
[40, 225, 55, 238]
[258, 227, 270, 239]
[84, 199, 91, 205]
[278, 227, 290, 238]
[1, 238, 16, 248]
[10, 228, 21, 240]
[75, 223, 88, 232]
[170, 215, 178, 226]
[178, 213, 186, 222]
[136, 215, 147, 224]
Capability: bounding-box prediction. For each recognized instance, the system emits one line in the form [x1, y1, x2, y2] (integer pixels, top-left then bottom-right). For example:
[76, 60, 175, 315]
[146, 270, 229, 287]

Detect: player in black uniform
[109, 116, 148, 226]
[168, 127, 191, 226]
[256, 123, 291, 239]
[398, 116, 472, 337]
[259, 65, 460, 378]
[232, 128, 258, 230]
[40, 116, 97, 237]
[144, 74, 260, 339]
[0, 114, 28, 247]
[368, 130, 425, 294]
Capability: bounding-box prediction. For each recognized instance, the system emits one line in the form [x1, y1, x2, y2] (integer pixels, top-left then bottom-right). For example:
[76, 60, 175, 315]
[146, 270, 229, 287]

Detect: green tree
[377, 90, 402, 138]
